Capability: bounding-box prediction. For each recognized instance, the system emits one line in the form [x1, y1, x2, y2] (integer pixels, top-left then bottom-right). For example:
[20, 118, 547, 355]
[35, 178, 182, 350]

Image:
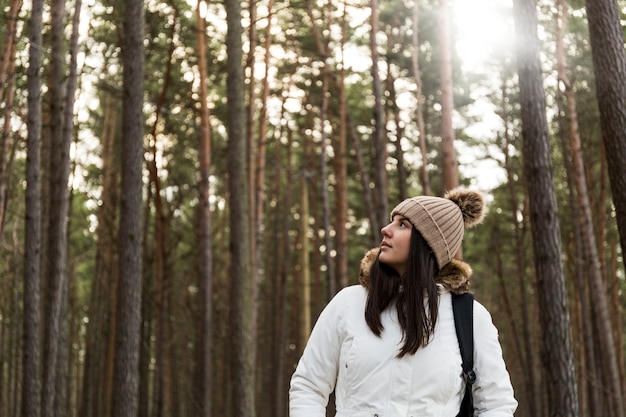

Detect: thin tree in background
[512, 0, 580, 415]
[370, 0, 388, 232]
[111, 0, 144, 416]
[77, 89, 118, 417]
[0, 0, 22, 234]
[48, 0, 82, 414]
[42, 0, 74, 412]
[192, 1, 213, 415]
[585, 0, 626, 281]
[0, 0, 22, 103]
[22, 0, 44, 414]
[335, 0, 349, 289]
[556, 2, 612, 414]
[320, 64, 335, 297]
[499, 80, 539, 417]
[225, 0, 255, 415]
[438, 0, 458, 193]
[411, 0, 430, 196]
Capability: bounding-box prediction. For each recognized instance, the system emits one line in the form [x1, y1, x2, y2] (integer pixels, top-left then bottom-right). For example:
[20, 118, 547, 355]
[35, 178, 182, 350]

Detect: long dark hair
[364, 228, 440, 357]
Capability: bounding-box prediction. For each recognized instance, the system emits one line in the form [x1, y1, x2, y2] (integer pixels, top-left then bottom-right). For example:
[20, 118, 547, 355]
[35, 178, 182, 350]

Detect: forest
[1, 0, 626, 416]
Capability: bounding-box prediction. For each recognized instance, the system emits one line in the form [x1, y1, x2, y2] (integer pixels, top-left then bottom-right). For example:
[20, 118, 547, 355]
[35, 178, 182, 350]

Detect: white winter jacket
[289, 251, 517, 417]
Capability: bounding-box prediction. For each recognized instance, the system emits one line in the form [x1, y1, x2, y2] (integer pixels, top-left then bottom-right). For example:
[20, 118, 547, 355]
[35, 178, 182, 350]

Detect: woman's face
[379, 215, 412, 275]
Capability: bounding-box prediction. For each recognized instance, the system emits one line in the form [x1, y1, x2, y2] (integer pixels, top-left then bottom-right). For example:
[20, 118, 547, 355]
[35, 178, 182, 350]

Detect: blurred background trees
[0, 0, 624, 416]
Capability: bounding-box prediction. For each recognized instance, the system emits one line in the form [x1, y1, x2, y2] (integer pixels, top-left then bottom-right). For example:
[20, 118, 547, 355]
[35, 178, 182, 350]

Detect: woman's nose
[381, 224, 390, 236]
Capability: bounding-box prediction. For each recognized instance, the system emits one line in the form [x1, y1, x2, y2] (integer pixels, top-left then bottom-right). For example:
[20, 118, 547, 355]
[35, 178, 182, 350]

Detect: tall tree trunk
[42, 0, 68, 413]
[0, 0, 22, 102]
[386, 70, 407, 200]
[79, 92, 118, 417]
[347, 112, 378, 247]
[245, 4, 262, 386]
[320, 66, 335, 297]
[55, 3, 81, 416]
[556, 3, 611, 414]
[274, 118, 293, 417]
[411, 0, 430, 196]
[192, 2, 213, 416]
[145, 12, 177, 414]
[512, 0, 580, 415]
[299, 171, 311, 344]
[334, 0, 348, 290]
[23, 0, 44, 414]
[500, 79, 539, 417]
[438, 0, 458, 193]
[0, 0, 22, 234]
[584, 0, 626, 287]
[370, 0, 387, 231]
[112, 0, 144, 416]
[225, 1, 255, 415]
[252, 5, 271, 401]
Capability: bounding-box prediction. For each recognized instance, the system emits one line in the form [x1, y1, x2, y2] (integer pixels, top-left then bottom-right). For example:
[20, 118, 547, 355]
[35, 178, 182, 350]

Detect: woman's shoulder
[324, 285, 368, 313]
[333, 284, 368, 302]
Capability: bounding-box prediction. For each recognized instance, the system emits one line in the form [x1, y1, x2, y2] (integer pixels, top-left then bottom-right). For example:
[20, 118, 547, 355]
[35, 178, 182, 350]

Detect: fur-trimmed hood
[357, 248, 472, 294]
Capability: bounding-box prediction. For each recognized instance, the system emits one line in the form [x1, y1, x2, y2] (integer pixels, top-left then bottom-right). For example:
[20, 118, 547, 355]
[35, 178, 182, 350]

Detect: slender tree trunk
[299, 171, 311, 344]
[0, 0, 22, 101]
[274, 120, 293, 417]
[438, 0, 458, 193]
[512, 0, 580, 415]
[556, 84, 598, 417]
[78, 92, 118, 417]
[225, 1, 255, 415]
[192, 2, 213, 416]
[370, 0, 387, 231]
[500, 80, 539, 417]
[347, 112, 378, 247]
[319, 66, 335, 297]
[22, 0, 44, 414]
[145, 13, 177, 414]
[334, 0, 348, 290]
[0, 0, 22, 234]
[556, 3, 610, 415]
[112, 0, 144, 416]
[42, 0, 68, 413]
[55, 3, 81, 416]
[411, 0, 430, 196]
[245, 4, 262, 387]
[386, 70, 407, 200]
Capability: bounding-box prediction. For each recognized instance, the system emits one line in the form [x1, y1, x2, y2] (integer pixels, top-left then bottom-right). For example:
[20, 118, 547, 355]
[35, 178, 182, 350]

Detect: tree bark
[585, 0, 626, 284]
[512, 0, 580, 415]
[112, 0, 144, 416]
[370, 0, 388, 232]
[0, 0, 22, 234]
[334, 0, 348, 290]
[500, 79, 539, 417]
[411, 0, 430, 196]
[438, 0, 458, 193]
[225, 0, 255, 415]
[41, 0, 68, 413]
[192, 2, 213, 416]
[556, 2, 616, 414]
[23, 0, 44, 414]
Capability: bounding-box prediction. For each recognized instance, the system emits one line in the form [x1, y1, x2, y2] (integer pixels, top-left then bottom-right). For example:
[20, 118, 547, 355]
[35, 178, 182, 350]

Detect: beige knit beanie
[390, 188, 485, 269]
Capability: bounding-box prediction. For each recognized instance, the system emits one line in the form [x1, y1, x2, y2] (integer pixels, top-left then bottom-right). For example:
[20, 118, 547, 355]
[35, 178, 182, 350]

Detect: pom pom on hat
[390, 188, 485, 269]
[444, 188, 485, 228]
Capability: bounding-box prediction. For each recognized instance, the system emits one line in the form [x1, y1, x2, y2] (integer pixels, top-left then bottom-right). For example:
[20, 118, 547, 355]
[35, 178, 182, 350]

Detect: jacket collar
[358, 248, 472, 294]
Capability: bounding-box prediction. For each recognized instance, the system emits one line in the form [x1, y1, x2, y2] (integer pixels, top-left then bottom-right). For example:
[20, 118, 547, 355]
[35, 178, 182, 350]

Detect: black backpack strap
[452, 293, 476, 417]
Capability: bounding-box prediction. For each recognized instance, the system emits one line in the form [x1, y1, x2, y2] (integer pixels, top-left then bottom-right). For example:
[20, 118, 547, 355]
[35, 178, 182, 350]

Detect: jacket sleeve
[472, 301, 518, 416]
[289, 289, 346, 417]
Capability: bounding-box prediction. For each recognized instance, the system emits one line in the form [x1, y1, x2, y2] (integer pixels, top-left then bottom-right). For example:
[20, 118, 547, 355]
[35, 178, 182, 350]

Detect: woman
[289, 189, 517, 416]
